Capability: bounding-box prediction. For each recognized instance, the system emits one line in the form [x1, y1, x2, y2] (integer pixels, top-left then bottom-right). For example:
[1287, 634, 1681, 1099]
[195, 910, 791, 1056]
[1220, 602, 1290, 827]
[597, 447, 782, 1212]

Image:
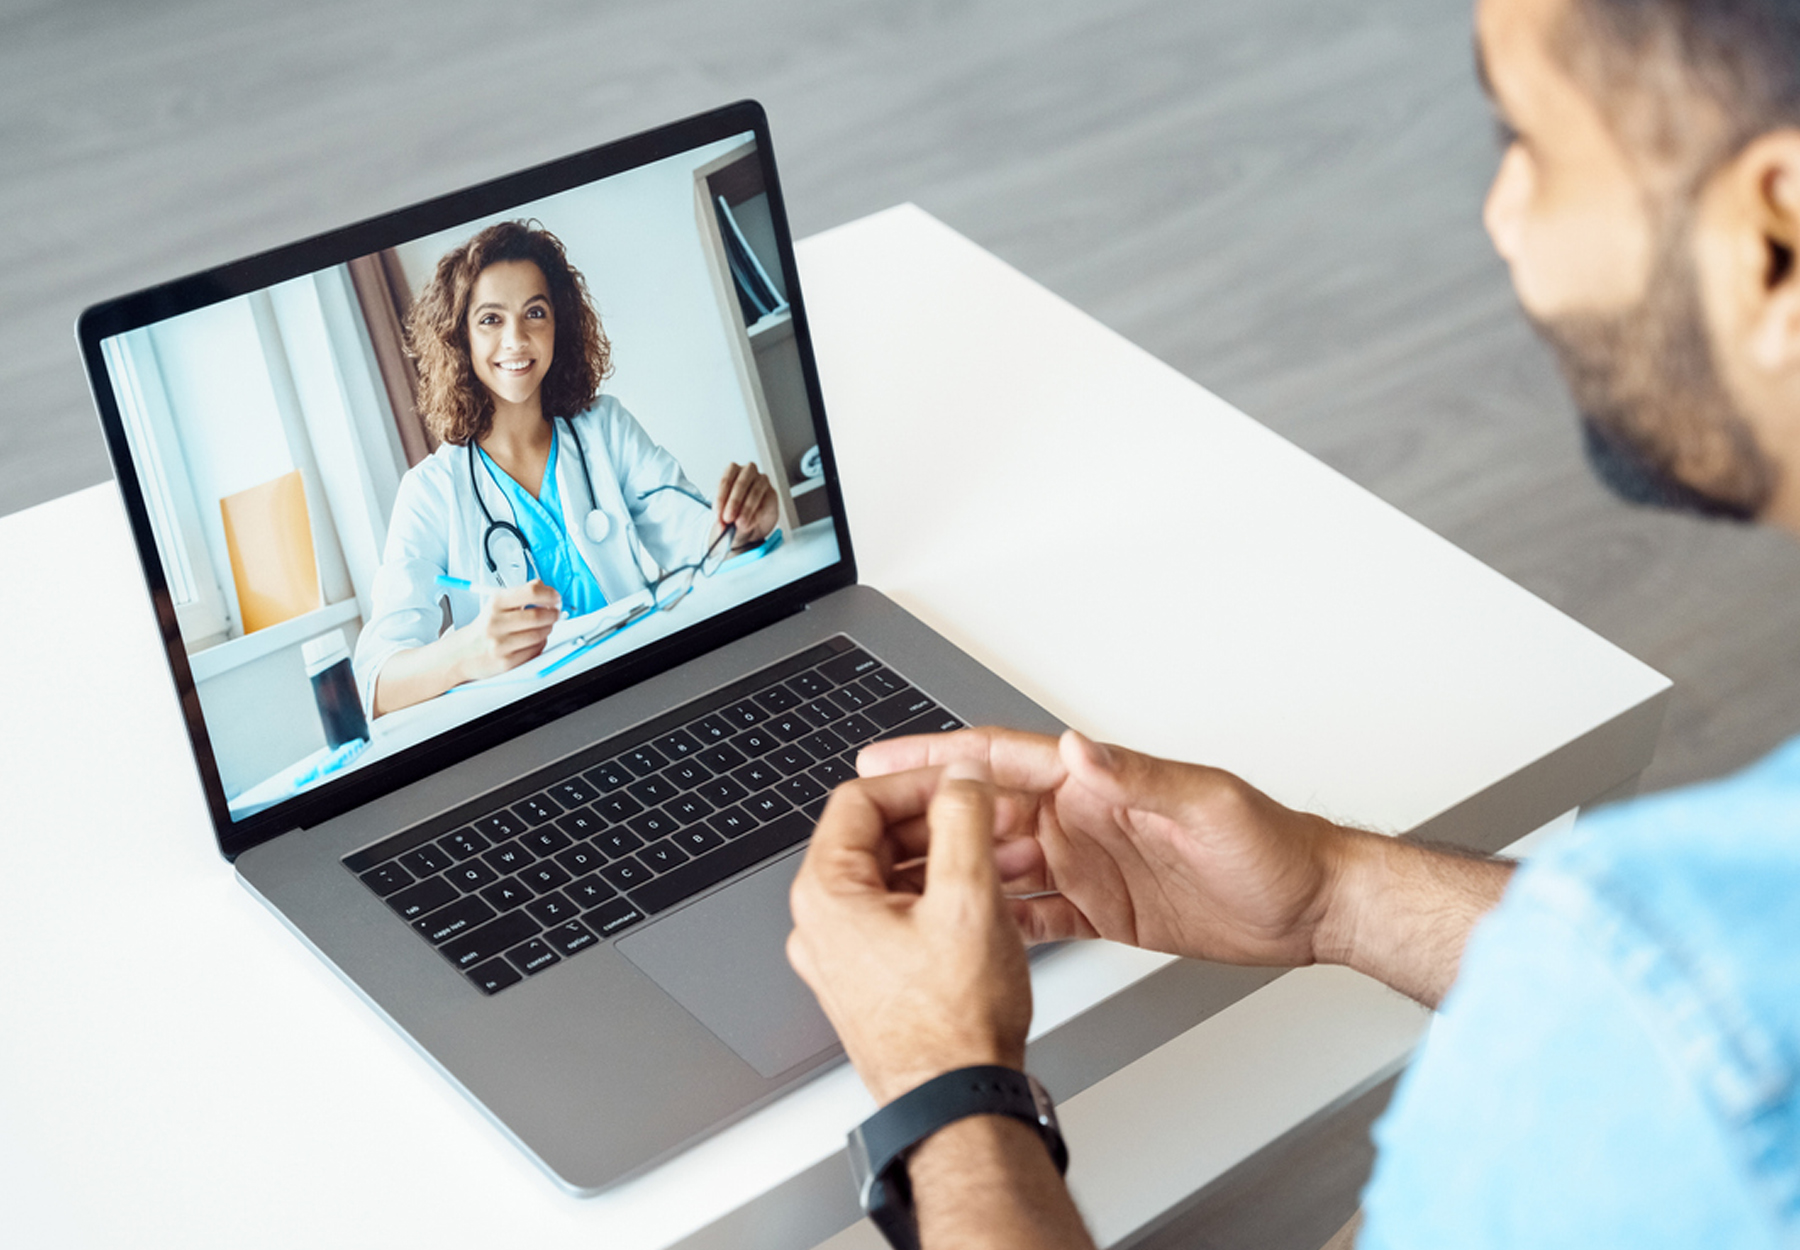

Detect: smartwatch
[846, 1065, 1068, 1250]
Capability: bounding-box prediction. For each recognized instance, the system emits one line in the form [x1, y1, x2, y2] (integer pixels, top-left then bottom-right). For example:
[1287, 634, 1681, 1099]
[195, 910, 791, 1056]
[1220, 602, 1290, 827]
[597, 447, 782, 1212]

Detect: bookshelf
[693, 145, 831, 532]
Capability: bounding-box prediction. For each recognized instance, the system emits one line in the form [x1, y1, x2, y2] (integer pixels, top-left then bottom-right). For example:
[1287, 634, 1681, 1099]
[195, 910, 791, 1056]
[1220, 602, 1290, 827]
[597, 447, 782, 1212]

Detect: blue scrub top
[478, 429, 607, 616]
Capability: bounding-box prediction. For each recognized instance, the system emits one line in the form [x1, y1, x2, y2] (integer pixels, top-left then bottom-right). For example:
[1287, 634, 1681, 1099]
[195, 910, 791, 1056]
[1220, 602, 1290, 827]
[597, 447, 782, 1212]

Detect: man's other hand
[787, 763, 1033, 1105]
[856, 727, 1346, 969]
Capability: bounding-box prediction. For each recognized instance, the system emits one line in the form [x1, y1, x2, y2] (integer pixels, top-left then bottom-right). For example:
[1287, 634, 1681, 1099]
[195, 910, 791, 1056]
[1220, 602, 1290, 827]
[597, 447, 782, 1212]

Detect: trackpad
[616, 851, 839, 1079]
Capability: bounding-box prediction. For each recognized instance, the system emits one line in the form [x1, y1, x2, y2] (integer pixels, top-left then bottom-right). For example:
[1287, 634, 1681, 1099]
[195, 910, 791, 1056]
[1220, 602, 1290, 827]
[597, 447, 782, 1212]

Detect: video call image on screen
[101, 133, 841, 821]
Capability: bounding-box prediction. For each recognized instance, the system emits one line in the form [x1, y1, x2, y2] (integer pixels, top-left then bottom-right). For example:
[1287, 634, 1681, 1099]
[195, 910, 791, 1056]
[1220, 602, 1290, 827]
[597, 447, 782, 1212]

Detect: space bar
[628, 811, 814, 915]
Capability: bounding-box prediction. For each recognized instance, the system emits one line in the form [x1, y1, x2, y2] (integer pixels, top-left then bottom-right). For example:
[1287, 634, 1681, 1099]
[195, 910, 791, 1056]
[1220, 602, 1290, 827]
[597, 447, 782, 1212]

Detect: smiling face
[1477, 0, 1781, 520]
[466, 260, 557, 415]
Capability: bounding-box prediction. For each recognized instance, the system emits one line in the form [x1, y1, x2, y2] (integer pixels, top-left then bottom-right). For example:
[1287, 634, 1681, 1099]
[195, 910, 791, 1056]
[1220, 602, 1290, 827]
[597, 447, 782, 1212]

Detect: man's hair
[1556, 0, 1800, 187]
[405, 220, 612, 446]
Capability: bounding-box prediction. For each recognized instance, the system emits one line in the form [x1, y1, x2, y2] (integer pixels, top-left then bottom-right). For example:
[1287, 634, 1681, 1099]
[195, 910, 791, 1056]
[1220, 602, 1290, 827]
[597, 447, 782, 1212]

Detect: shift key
[441, 910, 541, 970]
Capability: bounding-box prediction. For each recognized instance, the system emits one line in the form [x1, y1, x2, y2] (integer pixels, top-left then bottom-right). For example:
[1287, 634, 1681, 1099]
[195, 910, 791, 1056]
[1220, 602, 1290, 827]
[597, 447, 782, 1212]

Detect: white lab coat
[353, 396, 713, 712]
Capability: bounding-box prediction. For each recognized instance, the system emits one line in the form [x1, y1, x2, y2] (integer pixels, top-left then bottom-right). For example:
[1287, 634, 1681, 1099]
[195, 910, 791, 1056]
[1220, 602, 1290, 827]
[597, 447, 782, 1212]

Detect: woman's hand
[454, 580, 562, 682]
[714, 462, 778, 549]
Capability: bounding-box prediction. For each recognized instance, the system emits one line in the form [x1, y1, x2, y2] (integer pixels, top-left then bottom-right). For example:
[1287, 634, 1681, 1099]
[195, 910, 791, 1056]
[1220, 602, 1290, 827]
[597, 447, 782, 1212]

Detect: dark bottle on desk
[302, 632, 368, 749]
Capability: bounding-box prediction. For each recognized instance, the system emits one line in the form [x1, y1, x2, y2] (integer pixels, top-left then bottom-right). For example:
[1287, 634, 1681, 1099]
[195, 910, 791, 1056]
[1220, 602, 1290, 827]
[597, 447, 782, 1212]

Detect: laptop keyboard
[343, 637, 965, 996]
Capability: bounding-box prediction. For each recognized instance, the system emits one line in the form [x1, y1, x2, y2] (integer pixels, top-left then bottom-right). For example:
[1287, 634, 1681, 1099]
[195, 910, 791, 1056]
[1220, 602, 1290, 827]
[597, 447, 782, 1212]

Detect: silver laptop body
[77, 100, 1059, 1193]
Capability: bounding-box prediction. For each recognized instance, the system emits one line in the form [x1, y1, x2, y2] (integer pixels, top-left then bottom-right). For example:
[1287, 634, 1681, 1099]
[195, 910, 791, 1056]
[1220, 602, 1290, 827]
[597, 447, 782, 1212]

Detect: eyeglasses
[642, 521, 737, 613]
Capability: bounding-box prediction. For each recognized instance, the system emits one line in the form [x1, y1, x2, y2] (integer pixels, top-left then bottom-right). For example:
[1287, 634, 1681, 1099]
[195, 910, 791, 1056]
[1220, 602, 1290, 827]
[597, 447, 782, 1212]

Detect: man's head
[1477, 0, 1800, 524]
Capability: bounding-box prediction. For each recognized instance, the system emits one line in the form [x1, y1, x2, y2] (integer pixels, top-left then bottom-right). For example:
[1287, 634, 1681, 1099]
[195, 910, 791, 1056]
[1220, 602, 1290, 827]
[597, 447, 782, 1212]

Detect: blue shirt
[1360, 737, 1800, 1248]
[478, 430, 606, 617]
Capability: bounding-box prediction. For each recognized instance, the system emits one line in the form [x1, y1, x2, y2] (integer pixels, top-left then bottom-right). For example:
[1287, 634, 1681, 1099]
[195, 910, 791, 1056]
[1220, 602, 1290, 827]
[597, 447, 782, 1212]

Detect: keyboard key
[414, 895, 496, 945]
[550, 778, 599, 808]
[584, 897, 645, 937]
[707, 806, 759, 838]
[754, 684, 800, 713]
[768, 744, 816, 776]
[522, 826, 572, 856]
[359, 862, 414, 896]
[554, 843, 607, 876]
[722, 701, 766, 729]
[766, 712, 814, 742]
[584, 761, 632, 792]
[593, 792, 645, 822]
[482, 839, 536, 873]
[674, 825, 725, 856]
[513, 794, 563, 825]
[445, 859, 499, 892]
[620, 745, 667, 777]
[388, 875, 459, 921]
[629, 811, 813, 914]
[439, 828, 491, 860]
[665, 758, 712, 788]
[799, 697, 846, 725]
[732, 759, 781, 791]
[467, 958, 523, 995]
[593, 828, 646, 859]
[635, 839, 691, 873]
[697, 776, 749, 807]
[809, 757, 858, 788]
[472, 811, 526, 841]
[479, 879, 532, 912]
[690, 714, 734, 743]
[654, 729, 702, 760]
[598, 858, 653, 890]
[799, 728, 849, 760]
[828, 685, 876, 715]
[666, 793, 713, 824]
[441, 910, 541, 969]
[507, 939, 561, 976]
[878, 710, 968, 741]
[859, 667, 907, 697]
[733, 727, 780, 757]
[867, 689, 937, 730]
[627, 809, 679, 841]
[777, 774, 827, 806]
[788, 670, 834, 699]
[564, 874, 617, 908]
[399, 845, 453, 877]
[626, 775, 678, 806]
[819, 648, 881, 684]
[744, 790, 794, 821]
[834, 714, 879, 746]
[521, 862, 572, 892]
[555, 807, 607, 839]
[697, 743, 748, 773]
[546, 919, 599, 957]
[526, 891, 580, 926]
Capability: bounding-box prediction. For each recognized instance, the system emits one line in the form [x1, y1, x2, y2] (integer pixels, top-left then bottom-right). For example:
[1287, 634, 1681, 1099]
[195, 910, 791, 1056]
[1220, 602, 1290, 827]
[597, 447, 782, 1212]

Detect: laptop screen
[81, 106, 852, 850]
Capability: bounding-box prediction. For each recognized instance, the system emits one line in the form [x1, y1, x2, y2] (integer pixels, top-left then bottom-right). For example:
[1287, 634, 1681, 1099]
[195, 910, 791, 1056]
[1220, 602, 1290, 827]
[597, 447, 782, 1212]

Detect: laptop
[76, 100, 1060, 1194]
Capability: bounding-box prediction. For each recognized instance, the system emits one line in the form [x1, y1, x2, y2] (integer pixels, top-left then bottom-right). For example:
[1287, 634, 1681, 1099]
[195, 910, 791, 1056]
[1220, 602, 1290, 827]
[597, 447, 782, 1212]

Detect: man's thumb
[1060, 729, 1206, 820]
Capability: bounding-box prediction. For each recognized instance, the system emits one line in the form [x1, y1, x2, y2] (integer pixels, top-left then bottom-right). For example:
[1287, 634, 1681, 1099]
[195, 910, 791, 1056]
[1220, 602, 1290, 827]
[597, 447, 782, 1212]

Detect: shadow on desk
[1121, 1075, 1394, 1250]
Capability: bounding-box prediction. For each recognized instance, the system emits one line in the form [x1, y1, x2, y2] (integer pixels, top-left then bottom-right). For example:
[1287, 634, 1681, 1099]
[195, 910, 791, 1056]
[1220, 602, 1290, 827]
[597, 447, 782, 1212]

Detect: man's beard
[1524, 212, 1777, 522]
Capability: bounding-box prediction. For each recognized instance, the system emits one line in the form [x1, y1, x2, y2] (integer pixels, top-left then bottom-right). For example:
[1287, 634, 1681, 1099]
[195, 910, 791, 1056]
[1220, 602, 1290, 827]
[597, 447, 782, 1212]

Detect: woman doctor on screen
[354, 220, 778, 717]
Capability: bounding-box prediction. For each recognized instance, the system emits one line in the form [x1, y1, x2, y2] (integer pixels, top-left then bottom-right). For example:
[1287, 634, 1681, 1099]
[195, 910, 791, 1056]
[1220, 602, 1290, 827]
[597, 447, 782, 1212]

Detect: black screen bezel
[75, 100, 858, 861]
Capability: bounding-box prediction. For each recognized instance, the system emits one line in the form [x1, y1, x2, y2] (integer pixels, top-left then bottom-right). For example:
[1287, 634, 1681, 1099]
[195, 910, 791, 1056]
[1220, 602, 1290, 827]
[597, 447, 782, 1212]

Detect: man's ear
[1738, 130, 1800, 373]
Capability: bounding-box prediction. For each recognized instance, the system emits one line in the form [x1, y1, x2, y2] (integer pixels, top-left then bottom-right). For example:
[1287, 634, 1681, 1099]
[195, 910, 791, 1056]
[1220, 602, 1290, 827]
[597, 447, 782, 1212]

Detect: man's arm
[857, 728, 1515, 1009]
[787, 764, 1096, 1250]
[1314, 830, 1515, 1008]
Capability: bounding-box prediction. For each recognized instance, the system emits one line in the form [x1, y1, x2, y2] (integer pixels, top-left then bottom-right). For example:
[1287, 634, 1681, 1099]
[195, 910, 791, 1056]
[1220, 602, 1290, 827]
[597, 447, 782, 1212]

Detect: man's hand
[859, 727, 1514, 1007]
[787, 762, 1032, 1105]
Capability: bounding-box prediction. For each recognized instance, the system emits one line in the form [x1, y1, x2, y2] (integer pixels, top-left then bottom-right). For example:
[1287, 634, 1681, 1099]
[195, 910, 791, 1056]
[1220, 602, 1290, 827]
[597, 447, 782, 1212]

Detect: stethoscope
[468, 416, 711, 583]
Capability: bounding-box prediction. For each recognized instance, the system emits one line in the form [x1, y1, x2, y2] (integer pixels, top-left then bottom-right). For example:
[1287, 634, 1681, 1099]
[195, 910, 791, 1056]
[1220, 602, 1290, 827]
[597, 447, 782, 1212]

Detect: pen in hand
[888, 855, 1063, 901]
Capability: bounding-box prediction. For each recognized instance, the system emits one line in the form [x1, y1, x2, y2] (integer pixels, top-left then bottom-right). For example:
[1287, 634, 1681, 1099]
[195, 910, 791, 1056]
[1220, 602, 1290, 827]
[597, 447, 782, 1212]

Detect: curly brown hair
[405, 220, 612, 445]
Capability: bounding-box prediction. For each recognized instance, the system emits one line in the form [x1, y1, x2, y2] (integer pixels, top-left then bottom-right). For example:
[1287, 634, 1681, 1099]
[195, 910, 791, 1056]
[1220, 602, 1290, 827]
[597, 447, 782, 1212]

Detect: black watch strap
[848, 1066, 1068, 1250]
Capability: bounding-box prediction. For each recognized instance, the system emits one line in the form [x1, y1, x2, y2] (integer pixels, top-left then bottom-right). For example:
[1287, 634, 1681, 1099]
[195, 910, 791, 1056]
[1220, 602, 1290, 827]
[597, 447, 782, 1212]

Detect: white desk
[0, 206, 1668, 1249]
